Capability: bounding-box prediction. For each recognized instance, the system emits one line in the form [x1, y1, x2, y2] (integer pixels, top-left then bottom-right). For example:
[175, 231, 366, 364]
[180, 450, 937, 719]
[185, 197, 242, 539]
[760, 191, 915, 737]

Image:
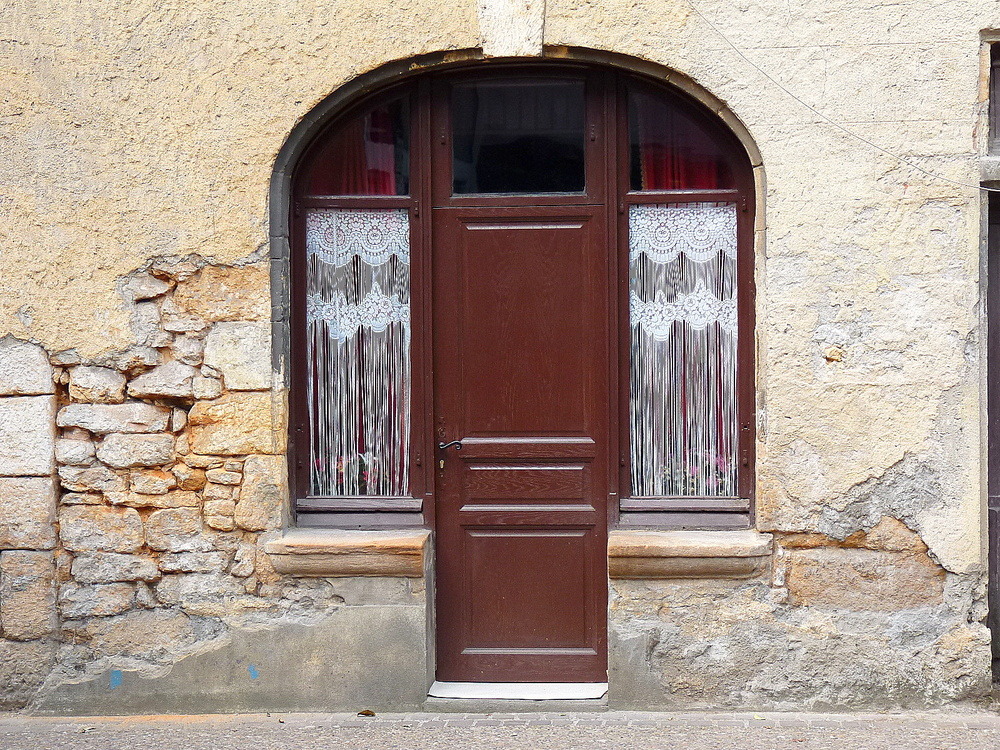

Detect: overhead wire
[689, 5, 1000, 194]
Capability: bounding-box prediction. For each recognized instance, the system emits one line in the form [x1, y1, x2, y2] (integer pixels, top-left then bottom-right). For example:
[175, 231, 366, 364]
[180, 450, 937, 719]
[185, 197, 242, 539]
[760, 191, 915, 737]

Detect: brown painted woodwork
[431, 205, 610, 682]
[988, 190, 1000, 665]
[288, 66, 755, 542]
[287, 61, 758, 682]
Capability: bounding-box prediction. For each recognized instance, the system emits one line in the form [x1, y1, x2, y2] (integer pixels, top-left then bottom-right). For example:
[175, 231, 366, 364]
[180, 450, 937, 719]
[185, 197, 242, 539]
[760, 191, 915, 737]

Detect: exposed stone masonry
[610, 519, 991, 709]
[3, 0, 999, 710]
[0, 259, 366, 710]
[0, 336, 58, 709]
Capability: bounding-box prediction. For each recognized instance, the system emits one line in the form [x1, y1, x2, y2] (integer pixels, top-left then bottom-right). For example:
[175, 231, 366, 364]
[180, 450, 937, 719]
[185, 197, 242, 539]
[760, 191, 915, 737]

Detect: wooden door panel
[466, 530, 591, 649]
[433, 205, 609, 683]
[458, 219, 593, 435]
[463, 465, 587, 503]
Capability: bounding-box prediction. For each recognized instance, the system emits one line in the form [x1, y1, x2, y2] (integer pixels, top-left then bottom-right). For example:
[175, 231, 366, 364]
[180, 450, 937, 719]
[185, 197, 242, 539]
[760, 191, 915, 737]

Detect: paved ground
[2, 710, 1000, 750]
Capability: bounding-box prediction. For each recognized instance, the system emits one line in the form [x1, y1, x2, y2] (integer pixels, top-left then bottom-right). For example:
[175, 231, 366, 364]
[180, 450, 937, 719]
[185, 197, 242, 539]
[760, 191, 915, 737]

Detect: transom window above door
[451, 78, 586, 194]
[290, 64, 755, 528]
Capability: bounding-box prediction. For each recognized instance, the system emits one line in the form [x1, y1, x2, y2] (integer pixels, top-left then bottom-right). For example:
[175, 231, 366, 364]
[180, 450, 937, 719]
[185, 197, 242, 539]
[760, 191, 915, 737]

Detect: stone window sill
[263, 528, 430, 577]
[608, 529, 772, 579]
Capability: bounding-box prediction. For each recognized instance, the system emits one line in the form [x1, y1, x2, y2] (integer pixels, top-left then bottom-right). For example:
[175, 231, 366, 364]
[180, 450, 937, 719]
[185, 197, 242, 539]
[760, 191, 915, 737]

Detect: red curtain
[636, 96, 730, 190]
[307, 107, 397, 196]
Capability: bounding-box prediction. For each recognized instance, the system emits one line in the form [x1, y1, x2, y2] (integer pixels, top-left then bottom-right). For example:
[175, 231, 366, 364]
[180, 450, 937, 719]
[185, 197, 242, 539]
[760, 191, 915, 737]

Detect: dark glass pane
[452, 79, 586, 194]
[304, 98, 409, 195]
[629, 86, 735, 191]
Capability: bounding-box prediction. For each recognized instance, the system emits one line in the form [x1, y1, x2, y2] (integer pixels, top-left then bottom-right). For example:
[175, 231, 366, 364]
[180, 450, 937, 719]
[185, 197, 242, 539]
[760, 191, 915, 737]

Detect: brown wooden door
[432, 204, 610, 683]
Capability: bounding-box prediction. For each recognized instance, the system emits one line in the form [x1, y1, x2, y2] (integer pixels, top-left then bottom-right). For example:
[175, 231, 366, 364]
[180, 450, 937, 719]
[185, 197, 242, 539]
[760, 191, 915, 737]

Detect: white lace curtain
[305, 208, 411, 497]
[629, 202, 738, 497]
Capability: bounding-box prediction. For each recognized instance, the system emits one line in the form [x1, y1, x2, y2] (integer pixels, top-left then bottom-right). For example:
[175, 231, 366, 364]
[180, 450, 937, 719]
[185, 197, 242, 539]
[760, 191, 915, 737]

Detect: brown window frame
[288, 63, 755, 529]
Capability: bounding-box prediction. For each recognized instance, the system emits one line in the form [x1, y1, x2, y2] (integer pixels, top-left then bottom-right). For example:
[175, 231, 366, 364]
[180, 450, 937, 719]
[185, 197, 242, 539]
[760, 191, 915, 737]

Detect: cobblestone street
[2, 710, 1000, 750]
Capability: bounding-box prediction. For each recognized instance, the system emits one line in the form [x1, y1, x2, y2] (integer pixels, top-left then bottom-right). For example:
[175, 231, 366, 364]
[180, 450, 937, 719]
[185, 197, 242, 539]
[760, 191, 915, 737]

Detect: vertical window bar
[991, 44, 1000, 155]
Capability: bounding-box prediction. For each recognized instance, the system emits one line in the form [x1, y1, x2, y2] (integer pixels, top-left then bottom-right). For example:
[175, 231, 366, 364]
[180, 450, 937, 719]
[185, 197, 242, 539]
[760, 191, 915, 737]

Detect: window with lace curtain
[289, 69, 754, 525]
[622, 80, 753, 514]
[293, 94, 416, 510]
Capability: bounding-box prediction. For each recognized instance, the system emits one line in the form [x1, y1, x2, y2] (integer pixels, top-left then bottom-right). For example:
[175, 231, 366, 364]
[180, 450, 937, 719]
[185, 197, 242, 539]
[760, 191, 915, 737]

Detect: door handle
[437, 440, 463, 451]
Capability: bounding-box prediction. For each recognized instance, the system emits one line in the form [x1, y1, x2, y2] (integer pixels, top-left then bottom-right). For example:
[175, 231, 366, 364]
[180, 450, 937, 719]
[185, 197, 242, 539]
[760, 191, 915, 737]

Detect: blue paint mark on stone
[109, 670, 123, 690]
[248, 665, 260, 680]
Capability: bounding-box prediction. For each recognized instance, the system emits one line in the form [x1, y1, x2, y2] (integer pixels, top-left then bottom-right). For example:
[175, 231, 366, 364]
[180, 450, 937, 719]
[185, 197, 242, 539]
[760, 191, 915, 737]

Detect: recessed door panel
[464, 465, 587, 504]
[466, 530, 590, 649]
[433, 204, 609, 683]
[459, 220, 592, 435]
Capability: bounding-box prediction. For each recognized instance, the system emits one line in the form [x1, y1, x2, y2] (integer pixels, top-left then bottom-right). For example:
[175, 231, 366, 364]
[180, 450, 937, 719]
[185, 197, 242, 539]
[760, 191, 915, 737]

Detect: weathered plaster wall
[0, 0, 997, 711]
[610, 521, 992, 709]
[548, 0, 994, 574]
[0, 0, 478, 358]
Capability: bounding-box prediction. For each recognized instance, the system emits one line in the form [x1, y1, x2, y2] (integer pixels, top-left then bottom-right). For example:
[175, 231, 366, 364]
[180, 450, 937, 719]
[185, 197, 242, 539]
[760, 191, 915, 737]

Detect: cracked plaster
[1, 0, 998, 711]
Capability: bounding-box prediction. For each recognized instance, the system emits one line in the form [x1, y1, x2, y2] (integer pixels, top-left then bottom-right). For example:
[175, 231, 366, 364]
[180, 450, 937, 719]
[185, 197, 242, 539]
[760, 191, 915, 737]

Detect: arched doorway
[286, 60, 755, 686]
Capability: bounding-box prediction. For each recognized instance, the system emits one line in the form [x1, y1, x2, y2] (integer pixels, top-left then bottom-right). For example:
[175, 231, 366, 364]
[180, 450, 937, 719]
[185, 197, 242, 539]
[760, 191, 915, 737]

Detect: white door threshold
[428, 681, 608, 701]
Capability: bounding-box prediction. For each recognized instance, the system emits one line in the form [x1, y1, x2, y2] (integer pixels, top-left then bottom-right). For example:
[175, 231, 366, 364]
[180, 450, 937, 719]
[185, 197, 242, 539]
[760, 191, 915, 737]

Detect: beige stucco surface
[0, 0, 478, 357]
[1, 0, 998, 710]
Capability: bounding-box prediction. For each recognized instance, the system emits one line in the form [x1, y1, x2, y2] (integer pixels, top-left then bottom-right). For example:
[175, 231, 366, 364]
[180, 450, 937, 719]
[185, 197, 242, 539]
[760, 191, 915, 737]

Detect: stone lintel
[608, 530, 772, 579]
[264, 528, 430, 577]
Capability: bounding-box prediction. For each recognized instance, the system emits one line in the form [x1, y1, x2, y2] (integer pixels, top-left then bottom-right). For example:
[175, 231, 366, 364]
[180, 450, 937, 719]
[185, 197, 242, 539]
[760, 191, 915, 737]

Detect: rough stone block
[107, 490, 199, 509]
[171, 335, 204, 366]
[0, 396, 55, 476]
[230, 544, 255, 578]
[204, 499, 236, 517]
[57, 402, 170, 434]
[0, 639, 55, 709]
[121, 273, 172, 302]
[169, 408, 187, 434]
[203, 321, 271, 390]
[235, 454, 285, 531]
[203, 482, 233, 501]
[205, 468, 241, 485]
[0, 551, 56, 640]
[129, 469, 177, 494]
[188, 392, 276, 455]
[205, 514, 236, 531]
[68, 366, 127, 404]
[157, 551, 228, 573]
[131, 301, 170, 348]
[55, 437, 96, 466]
[0, 338, 53, 396]
[160, 297, 209, 334]
[110, 346, 162, 376]
[59, 506, 144, 553]
[127, 361, 198, 400]
[153, 572, 247, 609]
[192, 375, 223, 400]
[173, 264, 270, 322]
[58, 465, 126, 493]
[786, 547, 946, 610]
[71, 553, 159, 583]
[173, 463, 207, 491]
[59, 582, 134, 618]
[96, 433, 175, 468]
[61, 492, 102, 505]
[145, 508, 213, 552]
[0, 477, 57, 550]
